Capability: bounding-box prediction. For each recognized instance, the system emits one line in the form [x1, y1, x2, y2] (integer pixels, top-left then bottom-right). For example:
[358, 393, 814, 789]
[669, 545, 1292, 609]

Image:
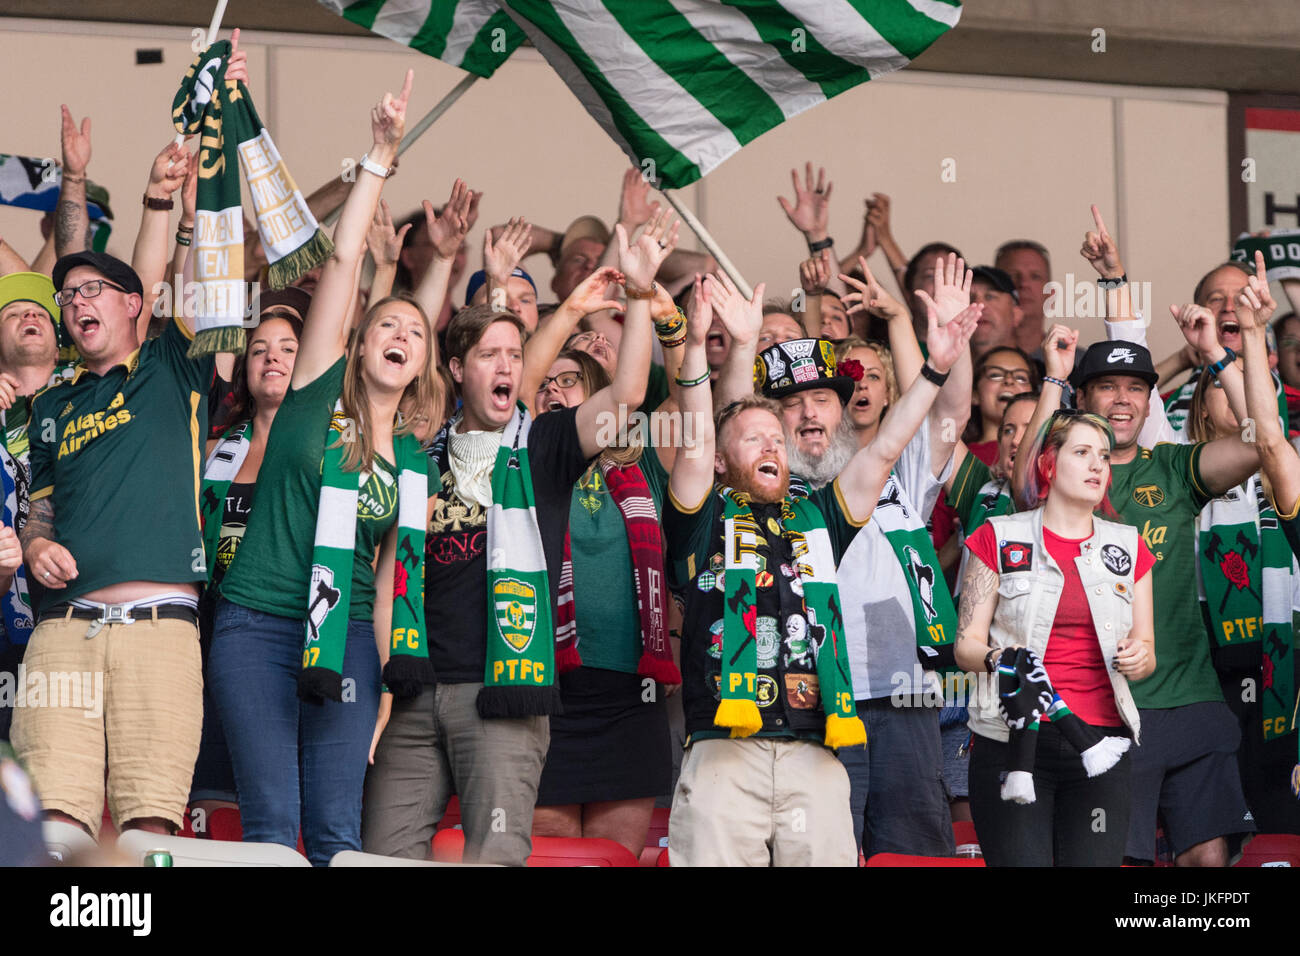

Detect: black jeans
[969, 720, 1131, 866]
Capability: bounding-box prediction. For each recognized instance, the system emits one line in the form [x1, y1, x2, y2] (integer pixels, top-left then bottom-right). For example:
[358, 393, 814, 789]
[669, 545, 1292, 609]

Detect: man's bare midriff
[79, 581, 201, 605]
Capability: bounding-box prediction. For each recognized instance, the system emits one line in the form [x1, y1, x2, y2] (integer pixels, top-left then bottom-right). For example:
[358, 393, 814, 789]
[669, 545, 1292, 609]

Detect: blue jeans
[208, 599, 380, 866]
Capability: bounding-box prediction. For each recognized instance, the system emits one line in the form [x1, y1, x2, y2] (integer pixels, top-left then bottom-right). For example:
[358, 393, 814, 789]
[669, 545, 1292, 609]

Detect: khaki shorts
[668, 736, 856, 866]
[11, 610, 203, 838]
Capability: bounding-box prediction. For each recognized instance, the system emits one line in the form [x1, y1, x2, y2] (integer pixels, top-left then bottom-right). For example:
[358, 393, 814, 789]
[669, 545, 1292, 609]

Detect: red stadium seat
[952, 819, 981, 857]
[866, 852, 985, 867]
[431, 828, 639, 866]
[1234, 834, 1300, 867]
[436, 795, 461, 831]
[657, 847, 670, 867]
[640, 807, 670, 866]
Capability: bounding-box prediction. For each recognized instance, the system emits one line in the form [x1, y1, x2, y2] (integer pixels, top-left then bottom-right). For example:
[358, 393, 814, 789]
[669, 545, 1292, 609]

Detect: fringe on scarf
[383, 656, 436, 700]
[187, 324, 247, 359]
[477, 683, 563, 719]
[266, 230, 335, 291]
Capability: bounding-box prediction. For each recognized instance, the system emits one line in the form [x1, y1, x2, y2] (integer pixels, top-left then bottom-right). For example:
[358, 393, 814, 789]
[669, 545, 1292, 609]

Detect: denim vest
[969, 508, 1142, 744]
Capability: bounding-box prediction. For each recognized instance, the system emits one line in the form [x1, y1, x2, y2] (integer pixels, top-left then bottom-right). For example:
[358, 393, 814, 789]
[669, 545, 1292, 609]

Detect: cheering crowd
[1, 48, 1299, 869]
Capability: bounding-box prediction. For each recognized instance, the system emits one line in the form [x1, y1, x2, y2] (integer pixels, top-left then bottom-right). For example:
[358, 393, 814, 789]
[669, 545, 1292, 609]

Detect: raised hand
[367, 199, 410, 268]
[617, 208, 679, 291]
[1041, 323, 1079, 380]
[60, 105, 91, 176]
[226, 27, 248, 85]
[1235, 249, 1276, 331]
[865, 192, 893, 241]
[1081, 203, 1124, 280]
[370, 69, 413, 150]
[424, 179, 473, 260]
[564, 266, 625, 317]
[1169, 303, 1221, 361]
[704, 271, 764, 346]
[685, 273, 713, 348]
[777, 162, 832, 240]
[919, 251, 972, 326]
[618, 166, 661, 232]
[799, 248, 832, 295]
[181, 148, 199, 220]
[147, 142, 191, 198]
[0, 372, 19, 411]
[839, 257, 907, 321]
[925, 301, 981, 374]
[484, 216, 532, 288]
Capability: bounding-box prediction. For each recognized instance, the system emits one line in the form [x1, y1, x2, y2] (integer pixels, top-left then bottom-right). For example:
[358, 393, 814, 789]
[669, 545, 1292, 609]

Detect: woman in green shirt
[210, 74, 447, 866]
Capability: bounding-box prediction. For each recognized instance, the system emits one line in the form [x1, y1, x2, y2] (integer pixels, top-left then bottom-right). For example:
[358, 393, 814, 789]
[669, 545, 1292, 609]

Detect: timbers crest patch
[493, 577, 538, 652]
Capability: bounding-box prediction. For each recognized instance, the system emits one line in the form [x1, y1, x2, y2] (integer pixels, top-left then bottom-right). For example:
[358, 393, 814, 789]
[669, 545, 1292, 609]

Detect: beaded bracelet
[659, 334, 687, 350]
[1043, 375, 1070, 390]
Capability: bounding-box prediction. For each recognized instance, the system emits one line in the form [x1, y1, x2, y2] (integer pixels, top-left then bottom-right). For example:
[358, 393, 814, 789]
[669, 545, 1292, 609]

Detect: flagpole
[173, 0, 230, 146]
[661, 189, 752, 300]
[322, 73, 480, 227]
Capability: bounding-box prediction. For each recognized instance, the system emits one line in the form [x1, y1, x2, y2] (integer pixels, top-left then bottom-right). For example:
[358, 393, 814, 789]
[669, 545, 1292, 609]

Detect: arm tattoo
[21, 498, 55, 551]
[956, 559, 998, 642]
[55, 197, 87, 257]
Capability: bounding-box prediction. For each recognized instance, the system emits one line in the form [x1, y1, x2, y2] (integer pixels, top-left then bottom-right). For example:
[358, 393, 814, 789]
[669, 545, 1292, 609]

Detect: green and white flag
[320, 0, 527, 77]
[321, 0, 961, 189]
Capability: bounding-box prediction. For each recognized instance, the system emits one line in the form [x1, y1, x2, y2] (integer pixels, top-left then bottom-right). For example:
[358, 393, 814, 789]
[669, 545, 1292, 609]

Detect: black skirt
[536, 666, 673, 806]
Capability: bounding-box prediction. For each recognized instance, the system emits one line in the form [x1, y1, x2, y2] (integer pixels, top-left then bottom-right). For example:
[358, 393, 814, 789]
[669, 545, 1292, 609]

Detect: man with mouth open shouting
[1014, 319, 1263, 867]
[664, 266, 977, 865]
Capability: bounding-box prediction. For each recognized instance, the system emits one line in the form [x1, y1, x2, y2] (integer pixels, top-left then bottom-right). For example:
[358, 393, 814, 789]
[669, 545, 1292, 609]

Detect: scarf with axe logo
[718, 488, 864, 749]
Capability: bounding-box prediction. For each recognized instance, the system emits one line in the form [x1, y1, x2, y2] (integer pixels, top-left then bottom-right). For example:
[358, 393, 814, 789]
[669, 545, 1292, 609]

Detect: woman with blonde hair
[954, 405, 1156, 866]
[212, 72, 447, 865]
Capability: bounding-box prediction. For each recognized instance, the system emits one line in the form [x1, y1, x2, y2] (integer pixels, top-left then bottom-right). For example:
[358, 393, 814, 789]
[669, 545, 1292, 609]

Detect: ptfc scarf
[172, 40, 332, 357]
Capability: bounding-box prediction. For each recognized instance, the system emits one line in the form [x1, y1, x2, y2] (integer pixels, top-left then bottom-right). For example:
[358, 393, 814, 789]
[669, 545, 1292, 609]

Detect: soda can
[143, 849, 173, 867]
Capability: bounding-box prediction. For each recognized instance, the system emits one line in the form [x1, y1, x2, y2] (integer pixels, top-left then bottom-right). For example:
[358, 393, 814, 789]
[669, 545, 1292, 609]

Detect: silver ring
[43, 570, 50, 579]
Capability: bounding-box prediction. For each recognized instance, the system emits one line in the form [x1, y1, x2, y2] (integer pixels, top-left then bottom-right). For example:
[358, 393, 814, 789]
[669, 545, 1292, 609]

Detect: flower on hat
[839, 358, 864, 382]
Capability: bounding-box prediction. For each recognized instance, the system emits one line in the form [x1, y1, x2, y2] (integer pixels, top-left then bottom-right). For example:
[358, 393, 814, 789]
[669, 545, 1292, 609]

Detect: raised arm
[798, 250, 830, 337]
[836, 301, 979, 522]
[521, 265, 623, 405]
[0, 239, 30, 275]
[292, 70, 412, 389]
[410, 180, 473, 328]
[365, 200, 410, 305]
[709, 269, 764, 409]
[777, 162, 844, 295]
[1238, 250, 1300, 515]
[54, 106, 91, 259]
[575, 210, 678, 459]
[915, 254, 977, 478]
[840, 255, 919, 385]
[482, 216, 532, 312]
[669, 274, 731, 510]
[133, 142, 192, 340]
[1169, 302, 1246, 424]
[1012, 323, 1079, 507]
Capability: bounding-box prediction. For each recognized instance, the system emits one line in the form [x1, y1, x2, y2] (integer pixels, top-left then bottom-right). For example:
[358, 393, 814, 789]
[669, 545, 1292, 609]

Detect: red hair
[1031, 416, 1121, 519]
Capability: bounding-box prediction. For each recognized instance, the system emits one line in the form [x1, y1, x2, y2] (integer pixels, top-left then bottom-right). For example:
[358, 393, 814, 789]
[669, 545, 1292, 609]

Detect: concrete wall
[1, 18, 1230, 360]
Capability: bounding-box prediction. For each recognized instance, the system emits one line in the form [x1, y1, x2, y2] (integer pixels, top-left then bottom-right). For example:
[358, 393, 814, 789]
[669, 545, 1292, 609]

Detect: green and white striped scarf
[172, 40, 332, 357]
[199, 421, 252, 581]
[719, 489, 865, 749]
[301, 401, 430, 702]
[1197, 474, 1297, 743]
[478, 402, 562, 718]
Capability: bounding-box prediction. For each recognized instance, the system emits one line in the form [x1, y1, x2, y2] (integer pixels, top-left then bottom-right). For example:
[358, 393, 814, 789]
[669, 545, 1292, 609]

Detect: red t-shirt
[967, 440, 998, 466]
[966, 522, 1154, 727]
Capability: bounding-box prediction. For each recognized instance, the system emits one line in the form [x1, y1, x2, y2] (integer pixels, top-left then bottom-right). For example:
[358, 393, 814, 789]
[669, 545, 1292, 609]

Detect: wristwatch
[807, 236, 834, 254]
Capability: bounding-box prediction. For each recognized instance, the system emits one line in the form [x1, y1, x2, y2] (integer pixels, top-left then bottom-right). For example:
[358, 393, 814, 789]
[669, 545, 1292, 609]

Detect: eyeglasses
[538, 370, 583, 390]
[982, 367, 1033, 386]
[54, 278, 127, 308]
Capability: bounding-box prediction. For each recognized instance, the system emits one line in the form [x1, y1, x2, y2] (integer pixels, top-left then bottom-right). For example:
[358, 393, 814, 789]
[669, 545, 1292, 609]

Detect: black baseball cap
[1070, 339, 1160, 390]
[971, 265, 1019, 304]
[53, 250, 144, 300]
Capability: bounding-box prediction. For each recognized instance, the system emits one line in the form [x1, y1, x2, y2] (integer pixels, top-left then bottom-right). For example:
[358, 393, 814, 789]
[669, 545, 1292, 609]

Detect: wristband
[61, 172, 85, 184]
[176, 222, 194, 234]
[174, 232, 191, 247]
[1097, 273, 1127, 289]
[659, 334, 688, 350]
[625, 280, 657, 300]
[984, 648, 1000, 674]
[807, 236, 834, 254]
[359, 153, 392, 179]
[918, 361, 949, 387]
[1208, 348, 1237, 377]
[143, 194, 174, 211]
[1043, 375, 1070, 390]
[675, 370, 710, 388]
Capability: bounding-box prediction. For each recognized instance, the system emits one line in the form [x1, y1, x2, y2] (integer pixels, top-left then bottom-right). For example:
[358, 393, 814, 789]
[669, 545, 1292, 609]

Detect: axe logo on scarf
[903, 545, 938, 622]
[494, 577, 538, 652]
[726, 577, 757, 639]
[876, 480, 910, 519]
[306, 565, 341, 643]
[1100, 543, 1131, 576]
[999, 540, 1033, 573]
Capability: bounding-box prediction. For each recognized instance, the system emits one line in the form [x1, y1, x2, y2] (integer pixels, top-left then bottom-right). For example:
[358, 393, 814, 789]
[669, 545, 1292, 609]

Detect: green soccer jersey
[567, 446, 669, 673]
[219, 358, 402, 621]
[27, 317, 214, 612]
[1108, 442, 1218, 708]
[947, 451, 1014, 536]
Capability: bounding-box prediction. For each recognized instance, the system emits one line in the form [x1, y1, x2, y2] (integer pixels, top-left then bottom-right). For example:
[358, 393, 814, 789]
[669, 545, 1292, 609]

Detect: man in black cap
[14, 250, 218, 841]
[969, 266, 1024, 361]
[1015, 328, 1261, 866]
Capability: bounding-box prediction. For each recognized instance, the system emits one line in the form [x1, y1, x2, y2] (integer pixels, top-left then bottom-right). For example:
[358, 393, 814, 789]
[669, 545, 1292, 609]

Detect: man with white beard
[720, 290, 977, 858]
